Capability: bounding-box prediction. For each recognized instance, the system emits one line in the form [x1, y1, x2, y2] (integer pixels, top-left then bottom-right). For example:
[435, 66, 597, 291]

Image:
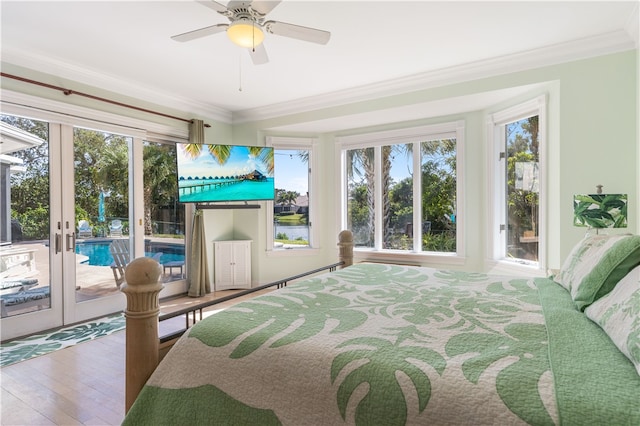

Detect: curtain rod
[1, 72, 210, 128]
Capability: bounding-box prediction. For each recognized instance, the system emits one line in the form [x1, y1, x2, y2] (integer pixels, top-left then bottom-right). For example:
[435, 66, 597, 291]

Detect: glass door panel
[0, 115, 51, 316]
[73, 127, 131, 303]
[0, 114, 61, 339]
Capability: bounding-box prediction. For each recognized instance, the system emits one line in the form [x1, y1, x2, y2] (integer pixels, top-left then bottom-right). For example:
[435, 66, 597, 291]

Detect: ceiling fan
[171, 0, 331, 65]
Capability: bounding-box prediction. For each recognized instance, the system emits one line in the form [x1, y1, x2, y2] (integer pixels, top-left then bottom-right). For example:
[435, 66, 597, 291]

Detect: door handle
[55, 233, 62, 254]
[66, 232, 76, 252]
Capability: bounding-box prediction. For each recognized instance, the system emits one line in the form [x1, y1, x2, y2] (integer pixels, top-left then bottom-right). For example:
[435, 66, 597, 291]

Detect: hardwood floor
[2, 330, 125, 425]
[1, 289, 272, 425]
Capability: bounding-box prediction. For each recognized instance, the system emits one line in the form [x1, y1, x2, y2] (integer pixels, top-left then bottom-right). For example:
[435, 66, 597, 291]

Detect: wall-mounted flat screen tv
[175, 143, 275, 203]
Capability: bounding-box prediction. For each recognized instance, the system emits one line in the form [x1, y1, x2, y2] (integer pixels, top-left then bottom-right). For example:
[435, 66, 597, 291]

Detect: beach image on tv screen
[176, 144, 275, 203]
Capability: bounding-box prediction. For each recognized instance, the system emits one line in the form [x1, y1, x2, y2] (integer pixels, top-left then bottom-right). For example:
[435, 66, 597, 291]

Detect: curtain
[187, 119, 210, 297]
[189, 118, 205, 144]
[188, 209, 210, 297]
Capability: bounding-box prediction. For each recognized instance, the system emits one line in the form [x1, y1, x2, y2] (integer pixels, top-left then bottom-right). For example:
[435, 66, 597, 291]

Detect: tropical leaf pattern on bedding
[446, 322, 554, 425]
[332, 336, 446, 425]
[181, 263, 551, 425]
[189, 285, 368, 358]
[125, 263, 640, 426]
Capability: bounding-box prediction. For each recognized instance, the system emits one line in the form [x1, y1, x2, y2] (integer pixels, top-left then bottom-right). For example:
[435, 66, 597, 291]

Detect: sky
[272, 147, 416, 196]
[274, 149, 308, 194]
[176, 144, 272, 179]
[348, 150, 414, 185]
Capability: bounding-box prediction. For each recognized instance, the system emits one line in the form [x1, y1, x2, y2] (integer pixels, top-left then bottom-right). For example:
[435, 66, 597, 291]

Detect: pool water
[76, 241, 185, 266]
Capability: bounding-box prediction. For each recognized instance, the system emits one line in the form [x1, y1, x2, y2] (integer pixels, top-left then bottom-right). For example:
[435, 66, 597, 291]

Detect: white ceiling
[1, 1, 638, 128]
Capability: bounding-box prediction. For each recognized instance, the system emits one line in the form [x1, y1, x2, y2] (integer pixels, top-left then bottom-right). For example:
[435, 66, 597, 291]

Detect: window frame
[487, 95, 547, 273]
[265, 136, 319, 256]
[336, 121, 465, 264]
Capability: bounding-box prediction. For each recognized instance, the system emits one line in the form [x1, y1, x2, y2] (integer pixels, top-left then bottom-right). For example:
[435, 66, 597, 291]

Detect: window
[266, 136, 318, 252]
[339, 122, 464, 258]
[488, 96, 546, 269]
[346, 146, 375, 248]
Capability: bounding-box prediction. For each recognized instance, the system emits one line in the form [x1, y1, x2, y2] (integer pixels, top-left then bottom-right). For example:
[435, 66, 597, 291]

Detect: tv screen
[175, 143, 275, 203]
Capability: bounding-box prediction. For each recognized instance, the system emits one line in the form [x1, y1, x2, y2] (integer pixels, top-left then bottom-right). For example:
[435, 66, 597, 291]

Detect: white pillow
[585, 265, 640, 376]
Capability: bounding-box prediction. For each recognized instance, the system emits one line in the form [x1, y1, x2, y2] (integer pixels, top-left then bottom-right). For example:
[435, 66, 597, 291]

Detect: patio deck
[0, 236, 185, 317]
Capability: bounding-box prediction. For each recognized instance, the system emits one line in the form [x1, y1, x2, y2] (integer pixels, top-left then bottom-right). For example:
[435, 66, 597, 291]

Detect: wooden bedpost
[121, 257, 163, 413]
[338, 230, 354, 268]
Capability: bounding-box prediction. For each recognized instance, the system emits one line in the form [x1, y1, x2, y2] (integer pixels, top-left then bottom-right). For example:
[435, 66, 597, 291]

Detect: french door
[1, 114, 131, 340]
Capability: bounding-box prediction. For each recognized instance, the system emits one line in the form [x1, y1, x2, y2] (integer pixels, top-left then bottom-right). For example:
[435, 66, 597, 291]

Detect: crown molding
[2, 28, 636, 127]
[625, 2, 639, 47]
[233, 29, 637, 124]
[0, 47, 233, 124]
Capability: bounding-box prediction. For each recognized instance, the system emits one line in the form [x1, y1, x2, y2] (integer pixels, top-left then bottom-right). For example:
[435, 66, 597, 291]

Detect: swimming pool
[76, 240, 185, 266]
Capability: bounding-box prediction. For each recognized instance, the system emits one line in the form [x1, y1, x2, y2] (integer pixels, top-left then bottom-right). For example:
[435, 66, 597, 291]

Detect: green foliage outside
[4, 115, 50, 240]
[275, 234, 309, 245]
[275, 189, 300, 211]
[348, 140, 457, 252]
[275, 213, 306, 223]
[13, 205, 49, 240]
[505, 117, 539, 261]
[3, 115, 183, 241]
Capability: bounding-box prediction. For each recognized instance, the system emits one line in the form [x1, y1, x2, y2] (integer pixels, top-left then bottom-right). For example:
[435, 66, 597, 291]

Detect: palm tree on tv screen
[180, 144, 273, 175]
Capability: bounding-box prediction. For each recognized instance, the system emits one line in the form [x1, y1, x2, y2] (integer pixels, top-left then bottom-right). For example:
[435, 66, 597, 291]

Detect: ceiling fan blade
[195, 0, 229, 14]
[248, 43, 269, 65]
[171, 24, 229, 42]
[251, 1, 282, 15]
[264, 20, 330, 45]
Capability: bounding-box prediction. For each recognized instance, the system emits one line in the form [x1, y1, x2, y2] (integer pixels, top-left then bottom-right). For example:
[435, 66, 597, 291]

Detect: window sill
[266, 247, 321, 258]
[353, 249, 466, 267]
[485, 259, 547, 277]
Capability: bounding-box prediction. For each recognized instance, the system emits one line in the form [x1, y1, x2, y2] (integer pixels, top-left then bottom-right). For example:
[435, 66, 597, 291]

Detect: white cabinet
[213, 240, 252, 290]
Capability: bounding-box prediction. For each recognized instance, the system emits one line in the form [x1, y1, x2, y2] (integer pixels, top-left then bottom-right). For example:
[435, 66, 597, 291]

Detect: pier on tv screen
[175, 143, 275, 203]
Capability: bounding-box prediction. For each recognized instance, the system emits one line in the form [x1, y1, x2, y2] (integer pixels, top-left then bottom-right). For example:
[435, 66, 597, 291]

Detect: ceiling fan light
[227, 20, 265, 48]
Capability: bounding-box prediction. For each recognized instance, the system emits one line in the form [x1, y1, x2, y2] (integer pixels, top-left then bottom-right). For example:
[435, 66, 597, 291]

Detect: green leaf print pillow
[554, 234, 640, 310]
[585, 265, 640, 376]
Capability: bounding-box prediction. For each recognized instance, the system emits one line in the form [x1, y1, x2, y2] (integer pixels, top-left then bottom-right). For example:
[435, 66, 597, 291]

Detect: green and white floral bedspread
[123, 263, 640, 425]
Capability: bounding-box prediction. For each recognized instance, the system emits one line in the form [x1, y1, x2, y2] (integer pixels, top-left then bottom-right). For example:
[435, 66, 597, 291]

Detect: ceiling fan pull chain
[170, 1, 330, 66]
[238, 53, 243, 92]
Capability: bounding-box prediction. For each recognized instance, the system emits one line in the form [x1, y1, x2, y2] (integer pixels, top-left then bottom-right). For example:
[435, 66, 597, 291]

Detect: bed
[122, 231, 640, 425]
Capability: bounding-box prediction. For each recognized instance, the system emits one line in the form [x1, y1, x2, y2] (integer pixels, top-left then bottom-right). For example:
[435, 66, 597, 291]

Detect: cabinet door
[232, 241, 251, 288]
[214, 242, 235, 289]
[214, 241, 251, 290]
